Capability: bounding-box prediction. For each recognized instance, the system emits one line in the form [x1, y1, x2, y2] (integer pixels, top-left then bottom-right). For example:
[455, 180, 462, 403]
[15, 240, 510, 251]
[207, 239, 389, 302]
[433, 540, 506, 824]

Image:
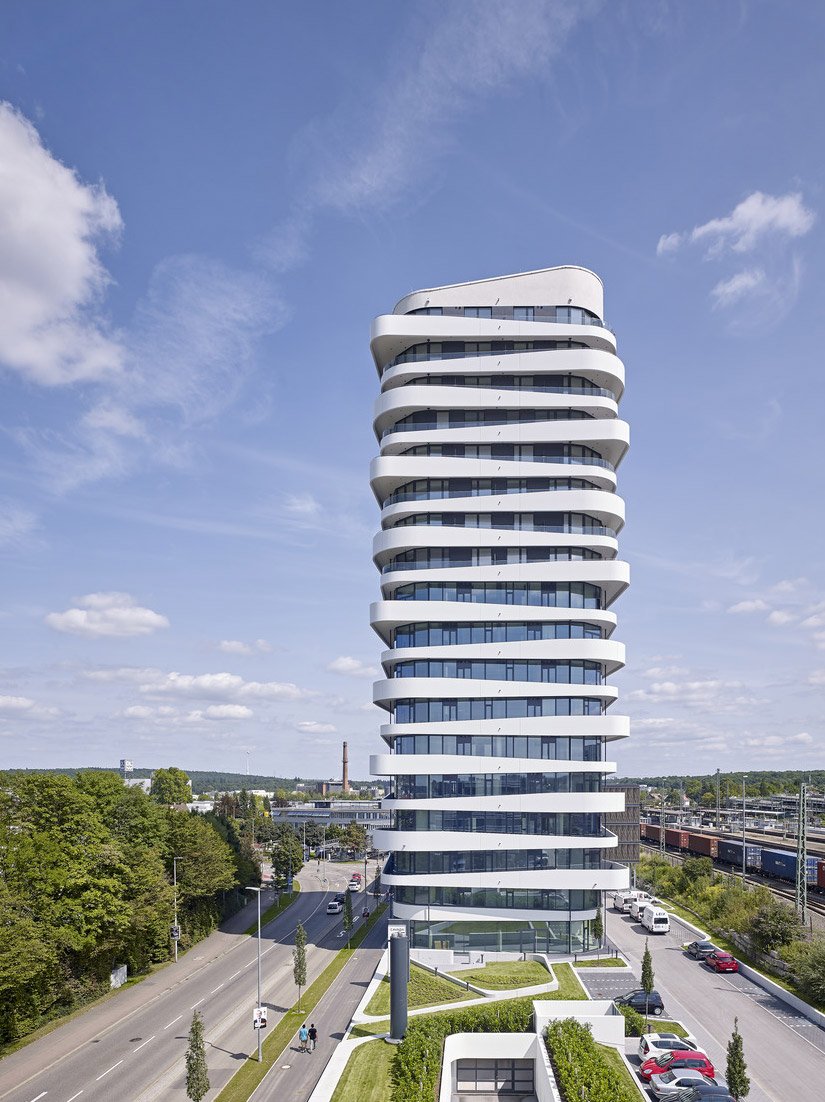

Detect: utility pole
[795, 783, 808, 927]
[741, 776, 747, 884]
[715, 768, 721, 830]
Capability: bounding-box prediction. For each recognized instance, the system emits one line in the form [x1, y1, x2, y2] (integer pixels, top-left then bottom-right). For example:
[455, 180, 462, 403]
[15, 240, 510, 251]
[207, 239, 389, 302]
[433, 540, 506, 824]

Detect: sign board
[170, 925, 181, 941]
[253, 1006, 268, 1029]
[388, 923, 407, 940]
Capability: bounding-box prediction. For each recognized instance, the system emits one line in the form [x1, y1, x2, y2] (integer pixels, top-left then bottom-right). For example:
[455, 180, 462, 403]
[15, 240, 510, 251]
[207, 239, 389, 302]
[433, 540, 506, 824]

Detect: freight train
[640, 821, 825, 890]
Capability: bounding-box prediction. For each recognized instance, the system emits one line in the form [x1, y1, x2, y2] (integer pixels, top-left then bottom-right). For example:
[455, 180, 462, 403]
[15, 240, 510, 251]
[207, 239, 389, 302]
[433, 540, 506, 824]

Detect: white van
[641, 905, 670, 934]
[614, 889, 642, 912]
[629, 893, 656, 920]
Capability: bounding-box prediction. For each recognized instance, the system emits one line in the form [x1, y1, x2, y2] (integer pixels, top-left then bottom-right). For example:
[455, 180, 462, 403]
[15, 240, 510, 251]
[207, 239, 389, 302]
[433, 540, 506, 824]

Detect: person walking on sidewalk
[298, 1024, 309, 1053]
[308, 1023, 317, 1052]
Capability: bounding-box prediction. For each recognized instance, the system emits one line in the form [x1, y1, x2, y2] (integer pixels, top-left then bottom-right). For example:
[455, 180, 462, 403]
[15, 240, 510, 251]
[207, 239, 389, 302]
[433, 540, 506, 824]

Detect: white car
[347, 878, 360, 891]
[652, 1070, 727, 1099]
[326, 900, 343, 914]
[637, 1032, 699, 1061]
[629, 894, 657, 920]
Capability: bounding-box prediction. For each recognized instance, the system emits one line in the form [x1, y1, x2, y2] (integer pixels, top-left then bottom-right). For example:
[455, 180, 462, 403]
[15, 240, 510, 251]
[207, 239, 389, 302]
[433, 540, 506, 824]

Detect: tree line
[0, 770, 259, 1047]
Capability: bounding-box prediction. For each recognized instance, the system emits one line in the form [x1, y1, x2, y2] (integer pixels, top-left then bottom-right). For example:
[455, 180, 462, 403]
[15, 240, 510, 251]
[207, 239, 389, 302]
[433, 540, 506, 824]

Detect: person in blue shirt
[298, 1024, 309, 1052]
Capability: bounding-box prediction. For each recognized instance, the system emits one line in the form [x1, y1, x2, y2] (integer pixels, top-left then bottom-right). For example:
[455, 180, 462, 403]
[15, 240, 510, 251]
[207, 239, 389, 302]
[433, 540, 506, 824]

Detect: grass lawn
[349, 1018, 390, 1038]
[574, 957, 629, 968]
[330, 1039, 396, 1102]
[365, 963, 473, 1016]
[656, 1020, 689, 1037]
[449, 960, 550, 989]
[243, 884, 300, 936]
[596, 1043, 645, 1101]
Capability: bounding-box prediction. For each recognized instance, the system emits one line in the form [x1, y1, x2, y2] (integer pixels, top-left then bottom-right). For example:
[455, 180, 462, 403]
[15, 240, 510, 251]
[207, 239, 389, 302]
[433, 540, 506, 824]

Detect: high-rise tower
[370, 266, 629, 954]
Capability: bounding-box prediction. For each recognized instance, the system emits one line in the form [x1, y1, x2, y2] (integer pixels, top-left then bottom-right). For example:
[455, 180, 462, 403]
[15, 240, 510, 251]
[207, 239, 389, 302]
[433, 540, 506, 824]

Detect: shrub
[617, 1004, 646, 1036]
[545, 1018, 640, 1102]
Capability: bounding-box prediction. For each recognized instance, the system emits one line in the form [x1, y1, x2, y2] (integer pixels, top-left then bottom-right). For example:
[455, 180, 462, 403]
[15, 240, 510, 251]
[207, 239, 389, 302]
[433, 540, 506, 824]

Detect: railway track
[640, 841, 825, 929]
[686, 824, 825, 860]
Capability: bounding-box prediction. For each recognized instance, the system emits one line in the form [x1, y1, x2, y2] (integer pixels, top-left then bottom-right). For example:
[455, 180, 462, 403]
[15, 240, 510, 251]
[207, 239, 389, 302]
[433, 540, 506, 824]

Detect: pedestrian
[308, 1023, 317, 1052]
[298, 1023, 309, 1052]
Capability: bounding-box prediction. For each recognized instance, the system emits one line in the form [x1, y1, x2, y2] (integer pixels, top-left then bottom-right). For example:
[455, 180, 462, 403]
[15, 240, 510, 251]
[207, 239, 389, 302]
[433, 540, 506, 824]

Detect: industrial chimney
[342, 740, 350, 793]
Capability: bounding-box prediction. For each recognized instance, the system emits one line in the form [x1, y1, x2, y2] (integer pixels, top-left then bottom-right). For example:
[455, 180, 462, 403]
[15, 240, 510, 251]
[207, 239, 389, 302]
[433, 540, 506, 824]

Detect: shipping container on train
[818, 859, 825, 892]
[760, 848, 819, 885]
[717, 838, 762, 871]
[665, 828, 690, 850]
[687, 832, 718, 858]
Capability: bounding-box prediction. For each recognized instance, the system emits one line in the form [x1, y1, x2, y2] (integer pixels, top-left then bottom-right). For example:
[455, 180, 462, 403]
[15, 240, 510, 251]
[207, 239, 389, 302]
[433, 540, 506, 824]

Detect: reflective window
[384, 476, 599, 506]
[394, 809, 603, 836]
[391, 513, 613, 538]
[392, 580, 604, 608]
[392, 659, 604, 684]
[392, 733, 604, 760]
[392, 697, 605, 722]
[394, 771, 602, 798]
[393, 622, 604, 647]
[384, 546, 601, 572]
[383, 407, 593, 437]
[390, 848, 603, 873]
[393, 885, 599, 911]
[463, 307, 493, 318]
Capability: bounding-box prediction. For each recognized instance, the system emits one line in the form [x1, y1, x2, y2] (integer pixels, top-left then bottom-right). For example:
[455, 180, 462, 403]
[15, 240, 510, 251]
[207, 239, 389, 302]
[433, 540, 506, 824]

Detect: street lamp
[246, 886, 264, 1063]
[172, 857, 184, 963]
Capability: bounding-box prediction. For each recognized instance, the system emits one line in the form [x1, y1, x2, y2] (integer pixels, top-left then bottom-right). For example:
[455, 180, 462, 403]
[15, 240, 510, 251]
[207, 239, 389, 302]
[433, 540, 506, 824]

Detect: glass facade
[410, 918, 596, 953]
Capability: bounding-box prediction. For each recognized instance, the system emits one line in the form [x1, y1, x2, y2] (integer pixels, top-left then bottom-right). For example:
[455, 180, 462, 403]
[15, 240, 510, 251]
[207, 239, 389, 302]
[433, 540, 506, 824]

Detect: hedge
[545, 1019, 640, 1102]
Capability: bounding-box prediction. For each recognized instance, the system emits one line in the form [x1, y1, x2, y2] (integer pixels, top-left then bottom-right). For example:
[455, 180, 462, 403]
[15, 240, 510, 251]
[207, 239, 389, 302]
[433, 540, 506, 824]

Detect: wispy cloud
[711, 268, 765, 307]
[0, 500, 39, 549]
[218, 639, 272, 656]
[86, 664, 314, 703]
[260, 0, 595, 268]
[327, 655, 379, 679]
[296, 720, 338, 735]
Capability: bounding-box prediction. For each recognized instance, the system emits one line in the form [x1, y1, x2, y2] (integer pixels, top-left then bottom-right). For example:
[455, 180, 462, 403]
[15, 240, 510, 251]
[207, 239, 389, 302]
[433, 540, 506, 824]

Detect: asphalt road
[601, 904, 825, 1102]
[0, 862, 376, 1102]
[249, 909, 388, 1102]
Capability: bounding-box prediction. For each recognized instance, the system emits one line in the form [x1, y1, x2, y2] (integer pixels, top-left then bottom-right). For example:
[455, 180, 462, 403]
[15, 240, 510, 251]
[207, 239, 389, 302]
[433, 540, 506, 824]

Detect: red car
[706, 950, 739, 973]
[640, 1051, 715, 1082]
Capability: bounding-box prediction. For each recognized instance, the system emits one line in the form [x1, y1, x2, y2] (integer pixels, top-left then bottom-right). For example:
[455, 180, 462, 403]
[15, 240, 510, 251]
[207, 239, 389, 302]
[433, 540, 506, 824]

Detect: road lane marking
[134, 1035, 155, 1051]
[210, 984, 224, 993]
[163, 1015, 182, 1030]
[66, 1093, 83, 1102]
[191, 998, 204, 1008]
[28, 1094, 47, 1102]
[229, 970, 243, 980]
[95, 1061, 122, 1081]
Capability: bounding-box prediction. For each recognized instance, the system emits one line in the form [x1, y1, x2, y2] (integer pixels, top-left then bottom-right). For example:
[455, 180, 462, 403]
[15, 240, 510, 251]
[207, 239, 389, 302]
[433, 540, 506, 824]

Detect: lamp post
[741, 776, 747, 884]
[246, 886, 263, 1062]
[172, 857, 183, 963]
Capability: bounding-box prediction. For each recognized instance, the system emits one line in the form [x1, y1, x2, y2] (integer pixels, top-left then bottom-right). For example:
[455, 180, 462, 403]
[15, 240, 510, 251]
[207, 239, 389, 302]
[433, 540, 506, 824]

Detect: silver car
[637, 1031, 699, 1061]
[652, 1070, 727, 1099]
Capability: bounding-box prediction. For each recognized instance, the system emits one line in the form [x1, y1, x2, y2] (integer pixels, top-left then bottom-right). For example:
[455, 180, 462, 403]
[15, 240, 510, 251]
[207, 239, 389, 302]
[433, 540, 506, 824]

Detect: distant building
[124, 777, 151, 794]
[119, 758, 133, 778]
[605, 782, 640, 866]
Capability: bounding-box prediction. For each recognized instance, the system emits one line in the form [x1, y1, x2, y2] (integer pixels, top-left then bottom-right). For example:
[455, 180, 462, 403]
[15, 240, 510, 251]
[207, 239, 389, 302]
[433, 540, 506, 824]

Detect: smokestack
[342, 740, 350, 792]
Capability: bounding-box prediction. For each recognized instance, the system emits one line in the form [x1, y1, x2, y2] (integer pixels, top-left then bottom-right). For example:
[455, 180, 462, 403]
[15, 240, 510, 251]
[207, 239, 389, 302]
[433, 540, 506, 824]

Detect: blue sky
[1, 0, 824, 779]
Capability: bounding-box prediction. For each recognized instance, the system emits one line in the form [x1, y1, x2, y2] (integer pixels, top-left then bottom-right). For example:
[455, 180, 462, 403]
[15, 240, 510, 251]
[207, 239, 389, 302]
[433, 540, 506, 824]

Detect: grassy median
[215, 904, 387, 1102]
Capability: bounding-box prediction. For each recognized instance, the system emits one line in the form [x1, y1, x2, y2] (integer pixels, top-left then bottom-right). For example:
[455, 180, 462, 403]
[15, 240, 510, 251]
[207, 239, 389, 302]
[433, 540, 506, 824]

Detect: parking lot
[599, 903, 825, 1101]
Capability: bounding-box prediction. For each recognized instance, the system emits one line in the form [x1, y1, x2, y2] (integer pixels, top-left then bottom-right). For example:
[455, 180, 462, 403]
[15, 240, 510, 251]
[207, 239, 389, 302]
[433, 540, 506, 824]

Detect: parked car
[629, 894, 657, 920]
[638, 1032, 699, 1061]
[665, 1088, 734, 1102]
[615, 989, 665, 1016]
[650, 1070, 718, 1098]
[686, 940, 718, 960]
[640, 1052, 715, 1083]
[326, 900, 343, 914]
[705, 950, 739, 973]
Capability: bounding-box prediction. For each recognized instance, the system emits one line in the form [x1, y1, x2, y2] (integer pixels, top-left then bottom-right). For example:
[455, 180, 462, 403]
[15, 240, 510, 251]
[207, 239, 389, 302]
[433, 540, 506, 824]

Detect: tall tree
[641, 938, 654, 1024]
[293, 923, 307, 1009]
[726, 1017, 750, 1100]
[185, 1010, 210, 1101]
[591, 901, 604, 952]
[150, 767, 191, 805]
[270, 830, 303, 884]
[343, 889, 354, 946]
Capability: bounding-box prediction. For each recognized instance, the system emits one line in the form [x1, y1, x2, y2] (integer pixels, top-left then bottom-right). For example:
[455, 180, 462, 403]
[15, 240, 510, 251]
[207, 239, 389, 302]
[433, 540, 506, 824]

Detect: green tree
[680, 856, 714, 884]
[343, 889, 354, 946]
[373, 862, 382, 900]
[786, 938, 825, 1004]
[185, 1010, 210, 1101]
[293, 922, 307, 1009]
[150, 767, 191, 805]
[270, 829, 303, 884]
[726, 1016, 750, 1100]
[339, 822, 368, 855]
[590, 901, 604, 951]
[641, 938, 654, 1024]
[747, 899, 801, 953]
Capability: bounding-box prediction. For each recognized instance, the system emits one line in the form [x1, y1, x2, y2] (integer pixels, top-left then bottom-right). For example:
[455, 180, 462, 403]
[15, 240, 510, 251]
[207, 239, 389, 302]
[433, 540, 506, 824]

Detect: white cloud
[643, 666, 688, 679]
[711, 268, 765, 308]
[201, 704, 253, 720]
[727, 598, 770, 614]
[217, 638, 272, 656]
[123, 704, 153, 719]
[766, 609, 796, 626]
[45, 592, 169, 638]
[656, 232, 683, 256]
[808, 670, 825, 686]
[327, 655, 380, 679]
[0, 101, 123, 385]
[283, 493, 321, 517]
[627, 678, 746, 707]
[690, 191, 815, 256]
[142, 670, 310, 702]
[296, 720, 338, 734]
[0, 694, 35, 712]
